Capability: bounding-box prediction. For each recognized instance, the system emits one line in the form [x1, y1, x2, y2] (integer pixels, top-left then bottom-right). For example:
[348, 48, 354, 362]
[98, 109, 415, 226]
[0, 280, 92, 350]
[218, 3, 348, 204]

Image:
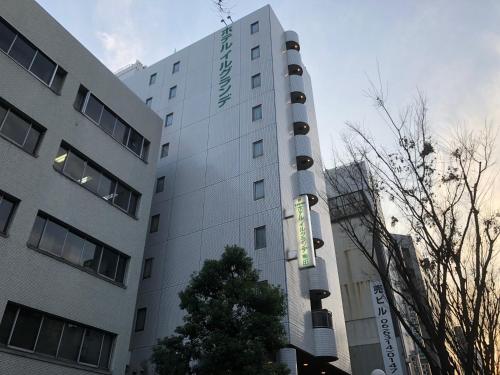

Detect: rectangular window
[27, 212, 129, 284]
[251, 21, 259, 34]
[169, 86, 177, 99]
[251, 73, 261, 89]
[252, 139, 263, 158]
[165, 112, 173, 127]
[251, 46, 260, 60]
[75, 85, 150, 161]
[0, 99, 45, 155]
[143, 258, 153, 279]
[0, 17, 67, 93]
[135, 308, 147, 332]
[0, 190, 19, 235]
[253, 179, 265, 200]
[149, 73, 157, 85]
[252, 104, 262, 121]
[0, 302, 115, 370]
[156, 176, 165, 193]
[254, 226, 267, 249]
[172, 61, 180, 74]
[53, 143, 141, 216]
[161, 143, 169, 158]
[150, 214, 160, 233]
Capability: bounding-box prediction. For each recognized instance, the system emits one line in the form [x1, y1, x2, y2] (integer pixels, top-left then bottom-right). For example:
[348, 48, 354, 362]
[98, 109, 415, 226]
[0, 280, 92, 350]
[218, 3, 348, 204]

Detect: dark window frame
[143, 258, 153, 279]
[251, 73, 261, 89]
[172, 61, 180, 74]
[251, 46, 260, 60]
[254, 225, 267, 250]
[156, 176, 165, 193]
[169, 86, 177, 99]
[135, 308, 147, 332]
[253, 179, 265, 200]
[160, 143, 169, 158]
[252, 139, 263, 158]
[0, 190, 19, 236]
[250, 21, 259, 34]
[149, 73, 157, 85]
[252, 104, 262, 122]
[149, 214, 160, 233]
[165, 113, 173, 127]
[145, 97, 153, 107]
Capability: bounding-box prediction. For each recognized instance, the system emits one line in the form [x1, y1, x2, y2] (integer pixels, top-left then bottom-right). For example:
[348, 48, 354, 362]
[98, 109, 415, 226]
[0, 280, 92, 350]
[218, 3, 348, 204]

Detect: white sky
[34, 0, 500, 170]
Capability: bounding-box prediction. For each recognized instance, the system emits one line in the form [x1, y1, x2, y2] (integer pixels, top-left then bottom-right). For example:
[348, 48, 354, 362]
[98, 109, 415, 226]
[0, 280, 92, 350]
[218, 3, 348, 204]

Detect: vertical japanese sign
[294, 195, 316, 269]
[218, 26, 232, 108]
[370, 280, 404, 375]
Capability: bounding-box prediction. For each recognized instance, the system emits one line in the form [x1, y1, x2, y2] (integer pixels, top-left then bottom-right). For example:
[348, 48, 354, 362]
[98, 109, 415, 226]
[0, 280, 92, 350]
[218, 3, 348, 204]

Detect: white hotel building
[119, 6, 351, 375]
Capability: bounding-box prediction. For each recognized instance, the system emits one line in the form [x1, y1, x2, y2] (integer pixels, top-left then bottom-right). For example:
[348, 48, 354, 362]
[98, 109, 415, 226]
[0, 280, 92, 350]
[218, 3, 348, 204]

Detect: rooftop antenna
[227, 15, 233, 23]
[211, 0, 235, 26]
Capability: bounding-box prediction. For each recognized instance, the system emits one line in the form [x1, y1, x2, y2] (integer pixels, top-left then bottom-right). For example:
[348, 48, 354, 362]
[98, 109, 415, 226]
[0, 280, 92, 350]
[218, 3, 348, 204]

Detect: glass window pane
[53, 146, 68, 171]
[113, 119, 129, 145]
[98, 174, 115, 201]
[39, 219, 67, 256]
[254, 180, 264, 200]
[98, 248, 118, 279]
[85, 95, 103, 123]
[135, 308, 146, 331]
[27, 215, 46, 248]
[128, 192, 139, 216]
[23, 126, 41, 154]
[50, 67, 66, 94]
[113, 183, 131, 211]
[253, 140, 263, 158]
[99, 334, 113, 369]
[172, 62, 180, 73]
[115, 256, 127, 283]
[255, 226, 266, 249]
[156, 177, 165, 193]
[150, 214, 160, 233]
[161, 143, 169, 158]
[29, 51, 56, 85]
[63, 151, 85, 181]
[149, 73, 156, 85]
[0, 20, 16, 52]
[143, 258, 153, 279]
[165, 113, 173, 127]
[34, 316, 64, 356]
[1, 110, 30, 146]
[141, 141, 150, 161]
[251, 74, 261, 89]
[62, 231, 85, 264]
[0, 102, 8, 124]
[79, 328, 103, 366]
[252, 105, 262, 121]
[99, 107, 116, 134]
[0, 304, 17, 345]
[58, 323, 84, 361]
[0, 196, 15, 234]
[9, 36, 36, 68]
[251, 22, 259, 34]
[251, 46, 260, 60]
[81, 164, 100, 193]
[169, 86, 176, 99]
[9, 308, 42, 350]
[127, 129, 142, 156]
[81, 241, 102, 271]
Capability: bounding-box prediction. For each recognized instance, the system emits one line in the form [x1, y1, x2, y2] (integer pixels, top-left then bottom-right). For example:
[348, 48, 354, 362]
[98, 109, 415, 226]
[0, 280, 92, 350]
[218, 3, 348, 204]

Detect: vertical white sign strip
[294, 195, 316, 269]
[370, 280, 404, 375]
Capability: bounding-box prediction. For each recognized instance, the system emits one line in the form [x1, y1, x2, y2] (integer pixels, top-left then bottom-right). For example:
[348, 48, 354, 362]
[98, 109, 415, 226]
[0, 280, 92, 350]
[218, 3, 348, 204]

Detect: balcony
[311, 309, 338, 361]
[312, 309, 333, 328]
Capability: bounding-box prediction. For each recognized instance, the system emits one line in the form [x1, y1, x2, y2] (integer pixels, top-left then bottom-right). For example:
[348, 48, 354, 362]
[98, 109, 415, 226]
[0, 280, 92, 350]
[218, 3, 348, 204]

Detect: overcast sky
[34, 0, 500, 169]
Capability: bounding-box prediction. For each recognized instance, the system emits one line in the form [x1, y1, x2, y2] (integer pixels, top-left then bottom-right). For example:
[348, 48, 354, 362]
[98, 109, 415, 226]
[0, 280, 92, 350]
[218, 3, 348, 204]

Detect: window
[0, 302, 115, 369]
[251, 46, 260, 60]
[0, 17, 67, 92]
[254, 226, 266, 249]
[252, 139, 263, 158]
[0, 99, 45, 155]
[143, 258, 153, 279]
[54, 143, 141, 216]
[251, 21, 259, 34]
[161, 143, 169, 158]
[156, 176, 165, 193]
[165, 112, 173, 127]
[251, 73, 261, 89]
[74, 85, 151, 161]
[253, 180, 265, 200]
[0, 190, 19, 235]
[172, 61, 180, 74]
[150, 214, 160, 233]
[169, 85, 177, 99]
[28, 212, 129, 284]
[252, 104, 262, 121]
[135, 308, 147, 332]
[149, 73, 157, 85]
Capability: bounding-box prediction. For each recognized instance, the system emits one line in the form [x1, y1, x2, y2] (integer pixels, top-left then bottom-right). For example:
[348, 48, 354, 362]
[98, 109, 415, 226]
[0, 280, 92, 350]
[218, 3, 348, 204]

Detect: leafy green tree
[152, 246, 290, 375]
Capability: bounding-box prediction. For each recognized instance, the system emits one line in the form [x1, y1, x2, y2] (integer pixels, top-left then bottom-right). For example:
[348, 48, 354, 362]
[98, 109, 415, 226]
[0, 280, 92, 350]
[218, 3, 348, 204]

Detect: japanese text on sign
[294, 195, 316, 269]
[218, 26, 232, 108]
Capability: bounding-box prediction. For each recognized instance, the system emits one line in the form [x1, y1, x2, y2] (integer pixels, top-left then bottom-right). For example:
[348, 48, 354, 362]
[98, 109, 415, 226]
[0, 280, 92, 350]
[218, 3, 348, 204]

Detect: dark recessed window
[252, 139, 263, 158]
[252, 104, 262, 122]
[146, 97, 153, 107]
[0, 190, 19, 235]
[251, 73, 261, 89]
[27, 212, 129, 284]
[149, 73, 157, 85]
[0, 302, 115, 369]
[156, 176, 165, 193]
[169, 86, 177, 99]
[288, 64, 303, 76]
[253, 180, 265, 200]
[135, 308, 147, 332]
[150, 214, 160, 233]
[254, 226, 267, 250]
[250, 21, 259, 34]
[165, 112, 173, 127]
[172, 61, 180, 74]
[161, 143, 169, 158]
[286, 40, 300, 51]
[251, 46, 260, 60]
[143, 258, 153, 279]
